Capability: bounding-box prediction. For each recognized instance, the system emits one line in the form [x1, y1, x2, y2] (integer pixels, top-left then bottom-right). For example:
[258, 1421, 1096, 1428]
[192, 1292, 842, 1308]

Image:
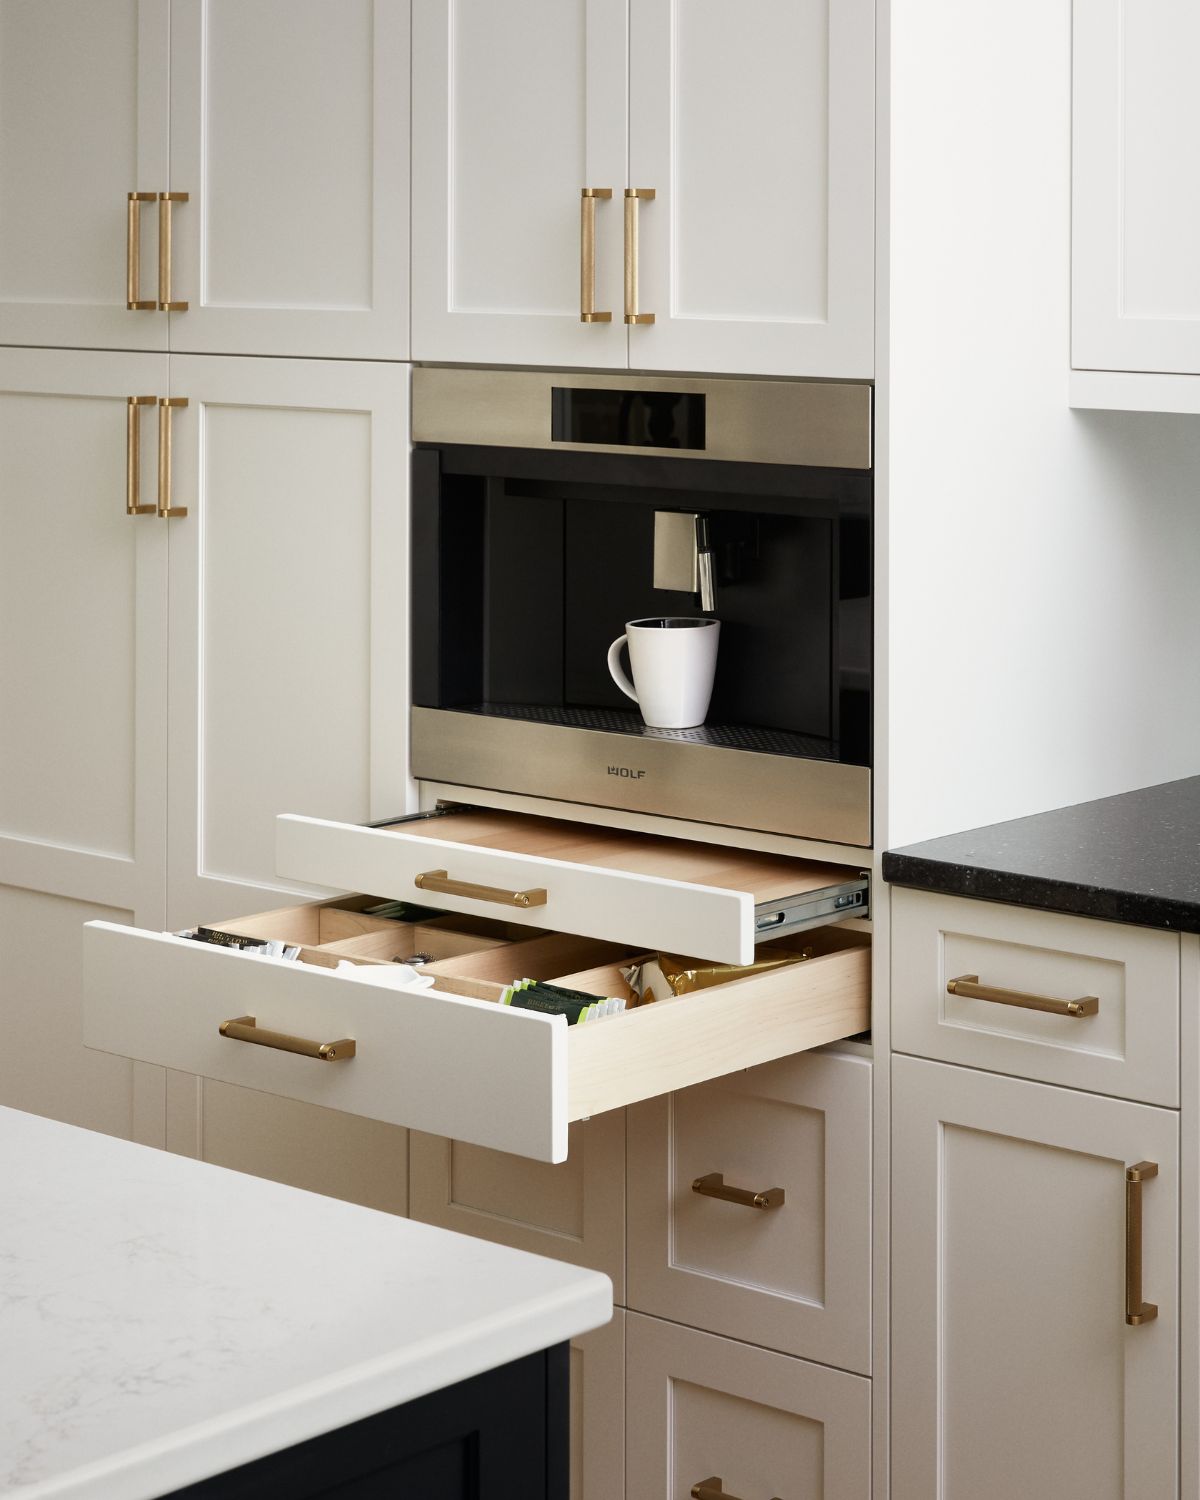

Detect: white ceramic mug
[606, 616, 720, 729]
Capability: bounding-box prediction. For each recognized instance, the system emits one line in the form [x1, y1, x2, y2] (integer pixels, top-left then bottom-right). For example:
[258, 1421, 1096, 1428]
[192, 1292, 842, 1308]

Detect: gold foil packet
[623, 946, 815, 1003]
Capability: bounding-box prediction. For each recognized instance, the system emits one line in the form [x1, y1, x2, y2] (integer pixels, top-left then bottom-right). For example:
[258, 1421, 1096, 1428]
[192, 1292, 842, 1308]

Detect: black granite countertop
[882, 776, 1200, 932]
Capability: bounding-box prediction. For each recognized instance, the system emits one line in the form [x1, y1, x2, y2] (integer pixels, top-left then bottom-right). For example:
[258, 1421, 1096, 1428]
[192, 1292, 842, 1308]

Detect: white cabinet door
[163, 355, 411, 927]
[411, 0, 627, 368]
[1074, 0, 1200, 374]
[628, 0, 874, 378]
[0, 348, 168, 1140]
[168, 0, 409, 359]
[0, 0, 169, 351]
[892, 1055, 1179, 1500]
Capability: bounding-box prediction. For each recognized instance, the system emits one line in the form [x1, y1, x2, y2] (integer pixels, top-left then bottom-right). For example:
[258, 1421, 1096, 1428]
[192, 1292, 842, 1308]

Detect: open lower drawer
[83, 895, 870, 1162]
[276, 806, 869, 966]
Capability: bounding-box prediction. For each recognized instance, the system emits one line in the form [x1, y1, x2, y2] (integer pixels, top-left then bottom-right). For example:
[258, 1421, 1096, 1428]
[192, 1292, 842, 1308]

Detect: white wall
[883, 0, 1200, 848]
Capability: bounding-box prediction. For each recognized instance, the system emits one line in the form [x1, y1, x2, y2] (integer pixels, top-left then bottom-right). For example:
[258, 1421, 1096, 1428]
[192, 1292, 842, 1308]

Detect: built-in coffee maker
[410, 368, 873, 847]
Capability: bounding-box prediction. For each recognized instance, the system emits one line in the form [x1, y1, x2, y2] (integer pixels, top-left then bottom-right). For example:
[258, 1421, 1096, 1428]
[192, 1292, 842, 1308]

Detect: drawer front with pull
[625, 1313, 871, 1500]
[891, 888, 1179, 1105]
[84, 894, 869, 1164]
[276, 807, 869, 966]
[627, 1050, 872, 1373]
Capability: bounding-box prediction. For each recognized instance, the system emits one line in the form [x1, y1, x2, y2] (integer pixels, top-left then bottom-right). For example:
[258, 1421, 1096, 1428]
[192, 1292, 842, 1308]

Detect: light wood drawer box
[891, 888, 1179, 1105]
[627, 1049, 871, 1374]
[625, 1312, 871, 1500]
[410, 1111, 626, 1297]
[84, 865, 870, 1164]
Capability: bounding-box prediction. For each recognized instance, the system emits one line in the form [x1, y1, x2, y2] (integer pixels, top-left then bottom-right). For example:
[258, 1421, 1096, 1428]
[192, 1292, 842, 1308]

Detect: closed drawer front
[626, 1312, 871, 1500]
[276, 806, 869, 966]
[84, 892, 869, 1165]
[891, 888, 1180, 1105]
[627, 1050, 872, 1374]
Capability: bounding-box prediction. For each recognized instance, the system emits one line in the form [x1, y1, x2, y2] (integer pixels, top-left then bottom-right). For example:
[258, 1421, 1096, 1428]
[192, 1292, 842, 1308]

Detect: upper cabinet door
[1074, 0, 1200, 375]
[167, 0, 410, 360]
[0, 0, 169, 351]
[412, 0, 628, 368]
[628, 0, 874, 379]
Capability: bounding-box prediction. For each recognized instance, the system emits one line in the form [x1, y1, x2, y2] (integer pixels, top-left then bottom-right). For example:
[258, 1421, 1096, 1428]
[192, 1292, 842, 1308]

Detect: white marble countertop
[0, 1107, 612, 1500]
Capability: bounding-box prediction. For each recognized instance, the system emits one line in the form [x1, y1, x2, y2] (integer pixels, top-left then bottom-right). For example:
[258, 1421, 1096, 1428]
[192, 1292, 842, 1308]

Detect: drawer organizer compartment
[83, 891, 870, 1163]
[275, 805, 870, 966]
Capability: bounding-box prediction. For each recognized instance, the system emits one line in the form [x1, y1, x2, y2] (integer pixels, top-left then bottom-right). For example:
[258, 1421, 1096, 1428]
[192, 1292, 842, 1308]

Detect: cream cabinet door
[412, 0, 627, 367]
[0, 0, 169, 351]
[628, 0, 874, 378]
[0, 348, 168, 1140]
[892, 1055, 1178, 1500]
[167, 0, 409, 359]
[1074, 0, 1200, 374]
[162, 355, 410, 927]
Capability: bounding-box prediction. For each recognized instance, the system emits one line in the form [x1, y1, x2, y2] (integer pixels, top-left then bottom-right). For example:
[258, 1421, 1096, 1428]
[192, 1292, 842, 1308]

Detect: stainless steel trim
[412, 367, 872, 471]
[411, 707, 872, 847]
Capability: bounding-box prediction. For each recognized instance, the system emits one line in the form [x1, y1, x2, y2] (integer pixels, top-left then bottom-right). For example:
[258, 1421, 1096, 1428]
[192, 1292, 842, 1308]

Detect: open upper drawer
[276, 806, 869, 966]
[83, 895, 870, 1162]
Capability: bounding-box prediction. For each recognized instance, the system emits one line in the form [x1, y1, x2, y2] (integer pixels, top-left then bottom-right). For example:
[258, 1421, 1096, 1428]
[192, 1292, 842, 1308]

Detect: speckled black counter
[882, 776, 1200, 932]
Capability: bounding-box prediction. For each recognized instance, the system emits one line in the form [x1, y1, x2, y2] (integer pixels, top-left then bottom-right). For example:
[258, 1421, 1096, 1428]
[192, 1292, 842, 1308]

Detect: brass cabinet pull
[580, 188, 613, 323]
[623, 187, 656, 325]
[126, 397, 159, 515]
[1126, 1160, 1159, 1326]
[692, 1479, 781, 1500]
[156, 397, 188, 518]
[157, 191, 189, 311]
[126, 192, 159, 310]
[946, 973, 1099, 1018]
[692, 1172, 785, 1211]
[413, 868, 547, 909]
[219, 1014, 356, 1062]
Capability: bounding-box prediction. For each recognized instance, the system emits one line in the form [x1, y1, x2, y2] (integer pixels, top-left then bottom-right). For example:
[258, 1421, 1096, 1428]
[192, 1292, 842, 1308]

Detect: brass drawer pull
[157, 397, 188, 517]
[692, 1172, 785, 1211]
[413, 868, 548, 909]
[1126, 1160, 1159, 1326]
[126, 396, 158, 515]
[126, 192, 159, 310]
[623, 187, 655, 325]
[157, 191, 189, 311]
[946, 973, 1099, 1018]
[580, 187, 613, 323]
[692, 1479, 781, 1500]
[219, 1014, 356, 1062]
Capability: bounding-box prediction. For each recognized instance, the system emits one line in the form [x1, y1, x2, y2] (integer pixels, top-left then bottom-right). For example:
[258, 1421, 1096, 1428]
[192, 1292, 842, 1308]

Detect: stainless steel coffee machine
[409, 367, 873, 847]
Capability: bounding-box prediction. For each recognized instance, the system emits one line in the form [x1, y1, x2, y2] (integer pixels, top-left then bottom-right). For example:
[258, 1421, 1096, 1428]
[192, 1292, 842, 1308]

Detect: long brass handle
[580, 188, 613, 323]
[623, 188, 655, 325]
[946, 974, 1099, 1018]
[692, 1172, 785, 1211]
[219, 1015, 356, 1062]
[156, 397, 188, 518]
[413, 868, 548, 910]
[692, 1479, 781, 1500]
[1126, 1160, 1159, 1326]
[126, 397, 158, 515]
[157, 191, 189, 311]
[126, 192, 159, 310]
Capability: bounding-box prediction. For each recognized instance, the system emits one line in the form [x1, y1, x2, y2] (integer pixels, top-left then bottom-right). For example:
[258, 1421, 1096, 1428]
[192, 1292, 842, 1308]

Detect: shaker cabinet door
[1074, 0, 1200, 375]
[167, 0, 410, 359]
[627, 0, 874, 378]
[411, 0, 628, 368]
[892, 1055, 1179, 1500]
[0, 0, 169, 351]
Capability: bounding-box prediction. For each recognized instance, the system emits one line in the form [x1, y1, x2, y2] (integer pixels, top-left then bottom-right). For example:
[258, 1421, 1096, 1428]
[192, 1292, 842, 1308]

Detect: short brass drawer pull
[946, 973, 1099, 1018]
[219, 1014, 356, 1062]
[692, 1478, 781, 1500]
[1126, 1160, 1159, 1326]
[413, 869, 548, 910]
[692, 1172, 785, 1211]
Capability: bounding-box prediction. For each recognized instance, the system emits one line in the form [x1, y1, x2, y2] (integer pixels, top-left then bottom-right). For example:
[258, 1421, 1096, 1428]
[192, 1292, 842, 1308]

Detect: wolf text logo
[607, 766, 647, 779]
